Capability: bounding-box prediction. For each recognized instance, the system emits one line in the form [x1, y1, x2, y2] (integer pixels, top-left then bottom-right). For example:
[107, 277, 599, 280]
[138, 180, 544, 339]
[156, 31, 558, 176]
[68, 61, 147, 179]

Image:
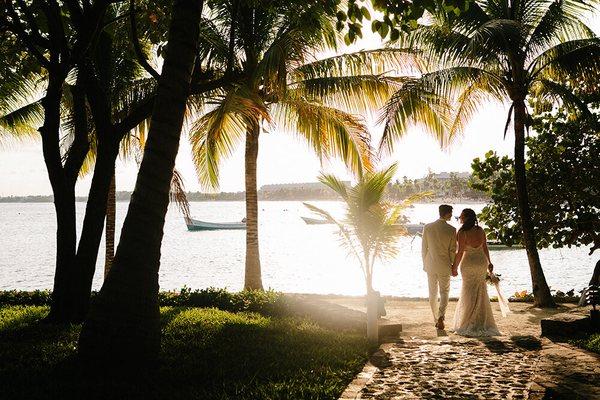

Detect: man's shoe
[435, 317, 445, 330]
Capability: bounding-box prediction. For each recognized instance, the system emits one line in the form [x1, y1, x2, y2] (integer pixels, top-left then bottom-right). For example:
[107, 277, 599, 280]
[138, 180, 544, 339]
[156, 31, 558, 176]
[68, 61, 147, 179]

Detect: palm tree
[379, 0, 600, 307]
[305, 164, 418, 341]
[78, 0, 203, 366]
[190, 1, 417, 290]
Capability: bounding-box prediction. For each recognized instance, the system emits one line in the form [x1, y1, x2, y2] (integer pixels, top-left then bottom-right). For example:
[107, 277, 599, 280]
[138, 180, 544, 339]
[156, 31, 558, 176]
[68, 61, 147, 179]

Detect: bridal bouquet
[486, 271, 511, 317]
[486, 272, 501, 285]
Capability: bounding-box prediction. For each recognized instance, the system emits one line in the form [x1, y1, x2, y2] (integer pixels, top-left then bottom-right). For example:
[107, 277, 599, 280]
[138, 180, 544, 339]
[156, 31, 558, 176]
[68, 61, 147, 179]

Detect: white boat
[186, 218, 246, 231]
[301, 216, 333, 225]
[404, 223, 425, 235]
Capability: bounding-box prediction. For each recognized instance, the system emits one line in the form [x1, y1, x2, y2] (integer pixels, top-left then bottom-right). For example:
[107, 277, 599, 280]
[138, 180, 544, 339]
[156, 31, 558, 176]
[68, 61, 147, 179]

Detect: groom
[421, 204, 457, 330]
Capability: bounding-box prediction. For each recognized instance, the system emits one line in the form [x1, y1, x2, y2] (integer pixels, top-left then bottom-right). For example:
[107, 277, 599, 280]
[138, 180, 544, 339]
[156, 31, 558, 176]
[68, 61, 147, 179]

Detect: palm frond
[531, 38, 600, 82]
[272, 98, 373, 177]
[0, 100, 43, 141]
[198, 16, 232, 68]
[378, 78, 453, 154]
[526, 0, 596, 59]
[190, 87, 269, 189]
[530, 78, 594, 119]
[317, 173, 349, 200]
[170, 169, 192, 222]
[449, 76, 507, 137]
[294, 49, 423, 79]
[290, 75, 400, 115]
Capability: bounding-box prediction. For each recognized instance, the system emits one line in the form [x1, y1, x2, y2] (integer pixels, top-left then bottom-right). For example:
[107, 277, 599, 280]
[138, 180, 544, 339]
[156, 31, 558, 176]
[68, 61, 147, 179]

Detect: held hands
[488, 263, 494, 272]
[451, 265, 458, 277]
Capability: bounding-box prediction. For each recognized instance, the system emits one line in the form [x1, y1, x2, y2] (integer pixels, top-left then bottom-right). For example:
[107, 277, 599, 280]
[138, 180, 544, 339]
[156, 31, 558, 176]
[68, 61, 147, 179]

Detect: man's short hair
[439, 204, 453, 217]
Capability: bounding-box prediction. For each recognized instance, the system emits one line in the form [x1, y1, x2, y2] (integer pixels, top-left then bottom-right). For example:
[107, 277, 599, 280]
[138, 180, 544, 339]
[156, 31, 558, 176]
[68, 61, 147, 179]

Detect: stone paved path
[328, 299, 599, 399]
[343, 336, 542, 400]
[341, 335, 600, 400]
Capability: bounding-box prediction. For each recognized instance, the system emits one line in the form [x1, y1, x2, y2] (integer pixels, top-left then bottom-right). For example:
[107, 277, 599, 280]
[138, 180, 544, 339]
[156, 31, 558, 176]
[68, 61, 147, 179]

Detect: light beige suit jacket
[421, 219, 457, 276]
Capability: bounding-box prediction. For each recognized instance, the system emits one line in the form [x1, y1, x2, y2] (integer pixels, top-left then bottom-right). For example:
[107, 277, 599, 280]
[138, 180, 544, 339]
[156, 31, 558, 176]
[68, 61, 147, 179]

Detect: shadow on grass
[1, 306, 370, 400]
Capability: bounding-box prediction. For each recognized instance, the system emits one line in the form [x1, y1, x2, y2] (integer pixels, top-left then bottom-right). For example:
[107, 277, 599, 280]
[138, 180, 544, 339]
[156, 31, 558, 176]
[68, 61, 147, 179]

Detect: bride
[451, 208, 500, 336]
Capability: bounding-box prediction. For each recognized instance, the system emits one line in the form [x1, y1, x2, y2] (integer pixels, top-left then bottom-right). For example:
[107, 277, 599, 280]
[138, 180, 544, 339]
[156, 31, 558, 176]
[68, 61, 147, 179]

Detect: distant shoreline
[0, 197, 488, 204]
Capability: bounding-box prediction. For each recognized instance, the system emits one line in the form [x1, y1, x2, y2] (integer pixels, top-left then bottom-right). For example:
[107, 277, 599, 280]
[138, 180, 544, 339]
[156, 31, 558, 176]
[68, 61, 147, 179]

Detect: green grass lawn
[0, 305, 371, 400]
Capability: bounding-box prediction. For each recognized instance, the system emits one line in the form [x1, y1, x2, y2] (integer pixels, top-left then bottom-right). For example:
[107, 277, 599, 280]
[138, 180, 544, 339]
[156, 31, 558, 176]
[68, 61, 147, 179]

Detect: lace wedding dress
[453, 244, 501, 336]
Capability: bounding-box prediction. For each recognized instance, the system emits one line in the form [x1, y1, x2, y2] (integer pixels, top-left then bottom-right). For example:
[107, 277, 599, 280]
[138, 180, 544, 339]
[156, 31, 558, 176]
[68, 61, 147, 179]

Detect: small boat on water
[301, 216, 332, 225]
[186, 218, 246, 231]
[403, 223, 425, 235]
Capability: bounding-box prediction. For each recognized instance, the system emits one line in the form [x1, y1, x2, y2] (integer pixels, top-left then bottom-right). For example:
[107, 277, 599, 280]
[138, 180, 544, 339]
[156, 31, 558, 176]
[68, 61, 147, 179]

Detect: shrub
[509, 289, 581, 303]
[0, 288, 290, 316]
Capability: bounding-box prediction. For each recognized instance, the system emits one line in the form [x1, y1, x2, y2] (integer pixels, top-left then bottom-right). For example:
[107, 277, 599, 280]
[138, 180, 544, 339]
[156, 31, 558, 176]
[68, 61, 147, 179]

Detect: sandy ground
[322, 297, 576, 338]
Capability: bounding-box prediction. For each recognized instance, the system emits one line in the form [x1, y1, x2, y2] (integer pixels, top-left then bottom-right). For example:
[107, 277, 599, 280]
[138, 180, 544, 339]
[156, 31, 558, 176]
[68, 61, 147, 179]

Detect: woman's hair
[459, 208, 478, 232]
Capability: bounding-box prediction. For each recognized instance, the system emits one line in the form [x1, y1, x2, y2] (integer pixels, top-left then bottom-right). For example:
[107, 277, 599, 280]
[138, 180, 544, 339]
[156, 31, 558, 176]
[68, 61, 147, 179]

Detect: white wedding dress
[453, 244, 501, 336]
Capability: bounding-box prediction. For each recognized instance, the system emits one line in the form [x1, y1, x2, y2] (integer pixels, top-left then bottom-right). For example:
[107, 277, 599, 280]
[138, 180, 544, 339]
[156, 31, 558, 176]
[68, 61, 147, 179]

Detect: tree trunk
[48, 189, 78, 321]
[244, 123, 263, 290]
[78, 0, 202, 367]
[40, 71, 78, 322]
[513, 99, 555, 308]
[70, 141, 119, 321]
[105, 173, 116, 278]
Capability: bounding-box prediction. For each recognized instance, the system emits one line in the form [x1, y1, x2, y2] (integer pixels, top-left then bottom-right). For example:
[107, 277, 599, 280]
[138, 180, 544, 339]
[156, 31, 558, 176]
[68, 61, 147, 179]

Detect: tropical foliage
[377, 0, 600, 307]
[305, 163, 421, 341]
[188, 0, 420, 290]
[470, 108, 600, 254]
[337, 0, 475, 43]
[305, 164, 417, 294]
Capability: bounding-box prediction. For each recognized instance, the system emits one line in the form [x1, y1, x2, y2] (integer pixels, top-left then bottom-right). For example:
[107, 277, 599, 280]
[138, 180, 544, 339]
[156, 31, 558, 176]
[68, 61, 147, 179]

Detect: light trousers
[427, 272, 451, 321]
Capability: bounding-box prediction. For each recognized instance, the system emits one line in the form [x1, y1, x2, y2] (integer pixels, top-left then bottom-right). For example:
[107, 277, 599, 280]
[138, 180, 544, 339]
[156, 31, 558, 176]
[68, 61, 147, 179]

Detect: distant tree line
[0, 173, 487, 203]
[388, 173, 488, 201]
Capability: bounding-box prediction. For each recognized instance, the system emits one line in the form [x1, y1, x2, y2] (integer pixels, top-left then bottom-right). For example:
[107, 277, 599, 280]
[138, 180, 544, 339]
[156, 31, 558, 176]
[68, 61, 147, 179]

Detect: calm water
[0, 201, 594, 297]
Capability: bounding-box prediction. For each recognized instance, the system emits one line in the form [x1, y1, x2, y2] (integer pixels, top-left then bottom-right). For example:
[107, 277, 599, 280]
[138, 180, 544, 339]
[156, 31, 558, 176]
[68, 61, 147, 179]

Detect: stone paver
[346, 336, 541, 400]
[529, 340, 600, 400]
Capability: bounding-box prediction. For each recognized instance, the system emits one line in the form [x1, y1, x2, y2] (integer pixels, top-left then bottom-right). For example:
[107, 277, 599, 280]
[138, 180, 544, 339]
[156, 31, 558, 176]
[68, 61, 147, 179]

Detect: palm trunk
[78, 0, 202, 367]
[105, 173, 116, 278]
[513, 99, 555, 308]
[244, 123, 263, 290]
[70, 141, 119, 321]
[365, 256, 378, 342]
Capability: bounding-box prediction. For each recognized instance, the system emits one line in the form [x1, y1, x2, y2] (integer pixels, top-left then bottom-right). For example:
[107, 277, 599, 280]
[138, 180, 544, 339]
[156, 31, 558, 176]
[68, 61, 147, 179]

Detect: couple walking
[422, 204, 501, 336]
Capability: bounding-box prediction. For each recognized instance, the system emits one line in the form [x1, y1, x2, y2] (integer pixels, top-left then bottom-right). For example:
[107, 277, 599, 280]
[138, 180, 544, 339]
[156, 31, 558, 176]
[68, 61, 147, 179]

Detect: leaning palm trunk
[244, 123, 263, 290]
[105, 173, 116, 278]
[71, 140, 120, 321]
[78, 0, 203, 366]
[513, 99, 555, 308]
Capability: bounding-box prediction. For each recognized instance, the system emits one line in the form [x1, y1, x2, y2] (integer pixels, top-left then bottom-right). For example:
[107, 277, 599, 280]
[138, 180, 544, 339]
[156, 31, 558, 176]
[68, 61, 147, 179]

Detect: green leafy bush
[0, 288, 290, 316]
[0, 290, 53, 306]
[571, 333, 600, 355]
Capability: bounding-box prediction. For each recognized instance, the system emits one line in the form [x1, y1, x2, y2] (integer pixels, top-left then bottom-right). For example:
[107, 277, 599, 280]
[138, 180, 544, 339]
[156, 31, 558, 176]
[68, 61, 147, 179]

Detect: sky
[0, 103, 513, 196]
[1, 11, 598, 197]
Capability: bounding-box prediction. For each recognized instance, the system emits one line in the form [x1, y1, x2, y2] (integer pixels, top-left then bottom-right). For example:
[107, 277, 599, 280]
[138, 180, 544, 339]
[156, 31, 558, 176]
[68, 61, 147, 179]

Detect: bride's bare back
[456, 227, 492, 271]
[459, 226, 485, 248]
